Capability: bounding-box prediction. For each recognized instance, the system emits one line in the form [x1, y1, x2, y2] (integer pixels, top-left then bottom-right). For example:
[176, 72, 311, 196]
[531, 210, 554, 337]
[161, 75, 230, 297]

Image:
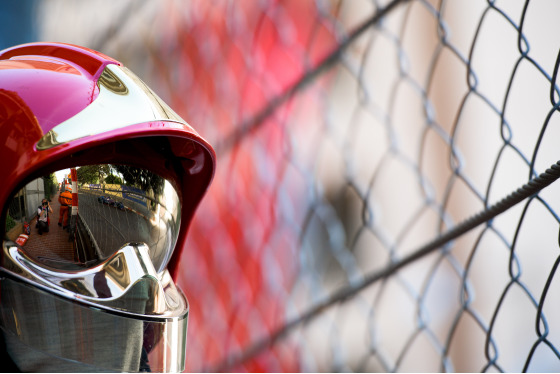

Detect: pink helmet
[0, 42, 215, 372]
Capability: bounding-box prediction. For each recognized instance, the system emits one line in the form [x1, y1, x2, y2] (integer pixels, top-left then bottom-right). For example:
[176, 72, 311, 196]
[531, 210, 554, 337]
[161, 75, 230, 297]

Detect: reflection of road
[24, 196, 74, 264]
[78, 192, 152, 259]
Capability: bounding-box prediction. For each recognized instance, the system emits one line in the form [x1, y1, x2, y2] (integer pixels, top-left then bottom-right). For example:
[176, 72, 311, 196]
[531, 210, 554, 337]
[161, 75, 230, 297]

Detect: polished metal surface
[3, 242, 185, 317]
[0, 276, 187, 372]
[36, 64, 186, 150]
[7, 164, 181, 274]
[1, 164, 188, 372]
[2, 164, 184, 316]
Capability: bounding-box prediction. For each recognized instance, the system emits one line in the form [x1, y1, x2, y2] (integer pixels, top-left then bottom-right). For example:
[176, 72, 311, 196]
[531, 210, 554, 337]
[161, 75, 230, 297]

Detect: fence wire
[33, 0, 560, 371]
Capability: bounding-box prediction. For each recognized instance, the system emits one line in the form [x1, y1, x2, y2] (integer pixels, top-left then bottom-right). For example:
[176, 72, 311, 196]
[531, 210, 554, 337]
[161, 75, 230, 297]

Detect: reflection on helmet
[0, 43, 215, 372]
[8, 164, 181, 274]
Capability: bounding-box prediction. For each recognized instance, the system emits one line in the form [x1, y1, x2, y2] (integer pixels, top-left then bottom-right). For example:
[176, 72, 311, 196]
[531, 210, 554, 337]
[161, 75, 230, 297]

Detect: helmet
[0, 42, 215, 372]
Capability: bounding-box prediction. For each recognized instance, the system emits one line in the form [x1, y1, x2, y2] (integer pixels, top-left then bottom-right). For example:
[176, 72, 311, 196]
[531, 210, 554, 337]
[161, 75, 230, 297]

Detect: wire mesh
[28, 0, 560, 371]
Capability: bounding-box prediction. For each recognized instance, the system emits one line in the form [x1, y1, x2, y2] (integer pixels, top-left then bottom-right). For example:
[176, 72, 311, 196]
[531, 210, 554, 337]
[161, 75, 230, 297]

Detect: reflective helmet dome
[0, 42, 215, 372]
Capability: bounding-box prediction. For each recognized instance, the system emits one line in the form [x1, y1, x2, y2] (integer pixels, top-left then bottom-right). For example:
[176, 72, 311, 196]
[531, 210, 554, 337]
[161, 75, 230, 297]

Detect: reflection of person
[58, 188, 72, 229]
[0, 42, 212, 372]
[37, 198, 53, 235]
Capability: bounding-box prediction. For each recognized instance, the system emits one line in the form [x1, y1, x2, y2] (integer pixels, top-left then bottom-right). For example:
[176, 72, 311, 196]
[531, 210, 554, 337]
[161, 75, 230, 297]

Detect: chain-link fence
[15, 0, 560, 371]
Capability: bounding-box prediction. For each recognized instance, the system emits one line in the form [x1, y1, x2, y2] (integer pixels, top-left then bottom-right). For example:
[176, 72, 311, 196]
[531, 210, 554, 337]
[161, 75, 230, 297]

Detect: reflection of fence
[5, 179, 45, 239]
[121, 185, 147, 207]
[74, 214, 101, 266]
[77, 186, 155, 261]
[84, 184, 148, 210]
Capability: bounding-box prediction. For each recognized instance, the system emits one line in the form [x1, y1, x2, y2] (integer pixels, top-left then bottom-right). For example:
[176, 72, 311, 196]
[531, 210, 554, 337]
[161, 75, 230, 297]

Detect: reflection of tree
[104, 174, 123, 185]
[42, 173, 57, 200]
[77, 165, 110, 184]
[113, 165, 164, 196]
[5, 214, 16, 232]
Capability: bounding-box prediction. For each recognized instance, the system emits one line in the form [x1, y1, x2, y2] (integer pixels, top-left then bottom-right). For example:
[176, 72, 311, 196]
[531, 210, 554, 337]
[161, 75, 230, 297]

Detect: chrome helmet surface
[0, 42, 215, 372]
